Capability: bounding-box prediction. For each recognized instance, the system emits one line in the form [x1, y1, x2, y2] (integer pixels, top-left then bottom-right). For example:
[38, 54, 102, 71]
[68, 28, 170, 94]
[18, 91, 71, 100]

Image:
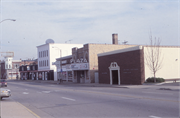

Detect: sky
[0, 0, 179, 60]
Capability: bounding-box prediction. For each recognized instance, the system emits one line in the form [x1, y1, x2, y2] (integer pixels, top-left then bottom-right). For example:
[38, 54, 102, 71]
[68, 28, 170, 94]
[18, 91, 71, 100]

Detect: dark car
[0, 79, 7, 87]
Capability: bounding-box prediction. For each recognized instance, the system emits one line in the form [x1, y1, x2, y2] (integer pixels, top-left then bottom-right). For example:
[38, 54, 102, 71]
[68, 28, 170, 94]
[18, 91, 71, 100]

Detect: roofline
[37, 43, 84, 48]
[98, 46, 142, 57]
[56, 55, 72, 60]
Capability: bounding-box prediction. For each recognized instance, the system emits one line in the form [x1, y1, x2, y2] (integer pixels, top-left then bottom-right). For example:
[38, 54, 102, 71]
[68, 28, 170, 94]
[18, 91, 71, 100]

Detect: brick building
[1, 59, 37, 79]
[19, 59, 38, 80]
[54, 34, 137, 83]
[98, 45, 180, 85]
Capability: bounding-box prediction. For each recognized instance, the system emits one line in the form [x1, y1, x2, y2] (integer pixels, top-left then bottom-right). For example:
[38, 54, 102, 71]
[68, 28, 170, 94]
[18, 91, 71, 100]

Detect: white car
[0, 88, 11, 99]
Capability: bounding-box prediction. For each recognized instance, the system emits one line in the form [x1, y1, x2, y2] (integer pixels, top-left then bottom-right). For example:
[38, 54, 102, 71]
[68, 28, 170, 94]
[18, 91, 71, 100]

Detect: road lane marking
[57, 88, 179, 103]
[17, 102, 41, 118]
[142, 91, 173, 95]
[149, 115, 161, 118]
[61, 97, 76, 101]
[42, 91, 51, 93]
[23, 92, 29, 94]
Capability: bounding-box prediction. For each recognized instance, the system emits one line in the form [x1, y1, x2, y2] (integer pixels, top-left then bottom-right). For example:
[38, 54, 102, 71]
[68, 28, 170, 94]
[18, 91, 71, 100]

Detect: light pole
[0, 19, 16, 24]
[52, 46, 62, 82]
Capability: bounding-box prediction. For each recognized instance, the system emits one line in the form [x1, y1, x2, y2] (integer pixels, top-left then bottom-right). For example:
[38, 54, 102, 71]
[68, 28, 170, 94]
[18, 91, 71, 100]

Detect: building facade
[18, 59, 38, 80]
[98, 46, 180, 85]
[37, 39, 83, 81]
[1, 58, 22, 79]
[54, 43, 137, 83]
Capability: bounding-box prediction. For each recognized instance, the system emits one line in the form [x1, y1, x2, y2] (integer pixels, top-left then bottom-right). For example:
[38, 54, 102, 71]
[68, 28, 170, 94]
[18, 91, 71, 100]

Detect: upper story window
[47, 60, 48, 66]
[39, 52, 40, 58]
[27, 66, 30, 70]
[47, 50, 48, 57]
[33, 66, 35, 70]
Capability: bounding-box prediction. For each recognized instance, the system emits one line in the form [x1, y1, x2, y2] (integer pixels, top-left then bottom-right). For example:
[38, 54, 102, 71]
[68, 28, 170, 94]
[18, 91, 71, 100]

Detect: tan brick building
[70, 43, 137, 83]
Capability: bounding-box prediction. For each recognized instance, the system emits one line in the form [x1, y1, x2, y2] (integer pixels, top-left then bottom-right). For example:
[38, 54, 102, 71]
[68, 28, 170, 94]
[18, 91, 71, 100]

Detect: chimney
[112, 34, 118, 45]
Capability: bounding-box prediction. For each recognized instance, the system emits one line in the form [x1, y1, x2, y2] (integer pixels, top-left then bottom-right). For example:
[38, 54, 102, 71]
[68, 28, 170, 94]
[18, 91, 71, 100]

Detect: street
[1, 81, 179, 118]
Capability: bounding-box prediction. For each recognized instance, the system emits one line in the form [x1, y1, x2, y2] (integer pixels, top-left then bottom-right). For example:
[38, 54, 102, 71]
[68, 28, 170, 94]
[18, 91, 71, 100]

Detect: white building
[144, 46, 180, 80]
[36, 39, 83, 81]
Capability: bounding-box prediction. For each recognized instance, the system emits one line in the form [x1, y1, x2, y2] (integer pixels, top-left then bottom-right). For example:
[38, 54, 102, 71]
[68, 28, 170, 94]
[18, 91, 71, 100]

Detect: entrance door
[95, 72, 99, 83]
[77, 71, 84, 83]
[112, 70, 118, 84]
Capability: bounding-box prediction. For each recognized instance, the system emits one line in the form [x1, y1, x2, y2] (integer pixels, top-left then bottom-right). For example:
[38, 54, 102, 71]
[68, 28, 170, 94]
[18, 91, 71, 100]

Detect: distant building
[36, 39, 83, 81]
[1, 58, 36, 79]
[19, 59, 38, 80]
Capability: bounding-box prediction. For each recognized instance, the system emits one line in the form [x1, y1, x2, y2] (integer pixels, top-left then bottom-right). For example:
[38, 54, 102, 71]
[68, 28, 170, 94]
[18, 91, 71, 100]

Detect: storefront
[71, 63, 89, 83]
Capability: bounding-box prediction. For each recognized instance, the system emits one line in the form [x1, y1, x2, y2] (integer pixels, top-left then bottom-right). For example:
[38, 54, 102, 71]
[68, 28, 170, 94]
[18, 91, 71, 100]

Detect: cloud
[0, 0, 179, 60]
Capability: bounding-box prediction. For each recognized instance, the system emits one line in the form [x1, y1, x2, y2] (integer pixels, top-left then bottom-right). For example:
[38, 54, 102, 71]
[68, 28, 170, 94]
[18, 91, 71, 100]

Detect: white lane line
[61, 97, 76, 101]
[23, 92, 29, 94]
[149, 115, 161, 118]
[142, 91, 173, 95]
[42, 91, 51, 93]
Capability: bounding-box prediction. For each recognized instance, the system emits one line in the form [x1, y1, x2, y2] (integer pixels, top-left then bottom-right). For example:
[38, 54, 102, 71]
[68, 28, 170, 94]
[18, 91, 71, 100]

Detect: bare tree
[145, 33, 163, 82]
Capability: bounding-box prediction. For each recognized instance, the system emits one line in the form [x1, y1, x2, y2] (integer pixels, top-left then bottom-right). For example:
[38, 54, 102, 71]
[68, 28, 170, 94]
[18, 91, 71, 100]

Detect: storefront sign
[71, 63, 89, 70]
[62, 60, 67, 64]
[70, 58, 88, 63]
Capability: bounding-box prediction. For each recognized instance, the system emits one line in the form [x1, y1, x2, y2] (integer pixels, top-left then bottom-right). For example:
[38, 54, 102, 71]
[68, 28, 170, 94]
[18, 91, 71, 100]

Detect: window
[39, 52, 40, 58]
[41, 52, 42, 58]
[47, 60, 48, 66]
[45, 51, 46, 57]
[45, 60, 46, 66]
[47, 50, 48, 57]
[43, 60, 44, 66]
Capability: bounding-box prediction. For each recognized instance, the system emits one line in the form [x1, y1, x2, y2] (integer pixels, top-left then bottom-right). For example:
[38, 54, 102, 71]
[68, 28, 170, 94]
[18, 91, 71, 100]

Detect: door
[112, 70, 118, 84]
[95, 72, 99, 83]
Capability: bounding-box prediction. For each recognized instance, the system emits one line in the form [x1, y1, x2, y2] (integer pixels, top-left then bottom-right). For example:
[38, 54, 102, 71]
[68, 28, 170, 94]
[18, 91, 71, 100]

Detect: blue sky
[0, 0, 179, 60]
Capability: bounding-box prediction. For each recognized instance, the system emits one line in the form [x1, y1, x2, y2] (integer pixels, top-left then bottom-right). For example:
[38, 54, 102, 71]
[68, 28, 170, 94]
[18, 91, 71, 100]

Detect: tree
[145, 33, 163, 82]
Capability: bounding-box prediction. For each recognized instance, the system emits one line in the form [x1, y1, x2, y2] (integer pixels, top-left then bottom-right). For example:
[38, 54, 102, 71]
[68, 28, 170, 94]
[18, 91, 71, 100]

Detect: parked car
[0, 88, 11, 99]
[0, 79, 7, 87]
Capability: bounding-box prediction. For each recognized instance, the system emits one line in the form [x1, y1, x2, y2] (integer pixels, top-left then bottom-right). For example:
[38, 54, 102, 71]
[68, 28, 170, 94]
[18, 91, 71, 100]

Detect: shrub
[146, 77, 165, 83]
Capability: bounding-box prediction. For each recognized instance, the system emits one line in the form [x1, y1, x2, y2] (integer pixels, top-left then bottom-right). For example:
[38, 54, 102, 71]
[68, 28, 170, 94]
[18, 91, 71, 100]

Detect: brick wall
[88, 44, 137, 83]
[98, 49, 145, 85]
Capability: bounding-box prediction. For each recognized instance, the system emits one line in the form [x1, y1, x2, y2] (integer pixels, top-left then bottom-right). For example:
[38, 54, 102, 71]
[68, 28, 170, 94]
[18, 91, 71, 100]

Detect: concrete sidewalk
[0, 98, 39, 118]
[10, 79, 180, 91]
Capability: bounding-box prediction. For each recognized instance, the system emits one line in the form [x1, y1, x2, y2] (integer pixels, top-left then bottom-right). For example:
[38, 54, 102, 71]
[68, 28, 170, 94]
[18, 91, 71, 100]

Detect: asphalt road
[2, 81, 180, 118]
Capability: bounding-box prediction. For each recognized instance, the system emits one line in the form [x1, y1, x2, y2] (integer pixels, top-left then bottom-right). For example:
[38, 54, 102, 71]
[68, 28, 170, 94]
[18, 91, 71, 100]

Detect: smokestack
[112, 34, 118, 45]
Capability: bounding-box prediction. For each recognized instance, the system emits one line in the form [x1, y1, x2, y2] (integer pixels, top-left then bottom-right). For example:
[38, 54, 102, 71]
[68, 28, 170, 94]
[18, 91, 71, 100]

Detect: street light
[52, 46, 62, 82]
[0, 19, 16, 23]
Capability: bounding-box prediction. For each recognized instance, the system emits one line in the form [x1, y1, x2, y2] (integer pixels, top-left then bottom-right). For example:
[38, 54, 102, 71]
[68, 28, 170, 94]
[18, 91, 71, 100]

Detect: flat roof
[98, 46, 142, 57]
